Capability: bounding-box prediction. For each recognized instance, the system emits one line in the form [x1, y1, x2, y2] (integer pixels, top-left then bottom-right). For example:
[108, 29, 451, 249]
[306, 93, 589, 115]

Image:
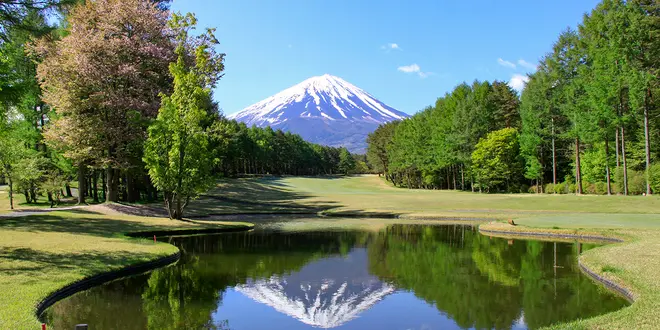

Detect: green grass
[188, 175, 660, 218]
[0, 209, 252, 329]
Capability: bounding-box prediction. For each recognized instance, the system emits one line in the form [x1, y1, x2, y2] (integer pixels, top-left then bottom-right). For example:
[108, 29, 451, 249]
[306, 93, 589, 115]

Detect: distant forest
[367, 0, 659, 195]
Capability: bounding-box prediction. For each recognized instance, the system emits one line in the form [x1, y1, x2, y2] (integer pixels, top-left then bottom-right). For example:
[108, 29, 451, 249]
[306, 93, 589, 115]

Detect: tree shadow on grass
[0, 213, 172, 238]
[0, 247, 158, 278]
[187, 177, 341, 217]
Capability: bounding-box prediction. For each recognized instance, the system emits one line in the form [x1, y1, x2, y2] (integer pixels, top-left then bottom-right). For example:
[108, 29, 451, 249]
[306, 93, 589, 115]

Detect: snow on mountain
[235, 248, 395, 328]
[228, 74, 409, 153]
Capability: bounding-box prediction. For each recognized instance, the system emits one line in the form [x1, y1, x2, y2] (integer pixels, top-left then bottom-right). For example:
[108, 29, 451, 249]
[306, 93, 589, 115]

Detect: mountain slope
[228, 74, 408, 153]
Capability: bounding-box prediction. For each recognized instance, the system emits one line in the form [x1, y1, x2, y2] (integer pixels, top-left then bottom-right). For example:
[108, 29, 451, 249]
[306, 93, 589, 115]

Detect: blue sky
[170, 0, 601, 116]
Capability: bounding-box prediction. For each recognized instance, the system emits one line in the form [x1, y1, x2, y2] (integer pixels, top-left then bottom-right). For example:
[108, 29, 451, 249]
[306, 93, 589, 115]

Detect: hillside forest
[367, 0, 659, 195]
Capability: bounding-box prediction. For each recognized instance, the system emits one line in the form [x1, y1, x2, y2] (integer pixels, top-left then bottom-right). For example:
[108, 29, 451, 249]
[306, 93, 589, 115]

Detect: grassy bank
[0, 207, 252, 329]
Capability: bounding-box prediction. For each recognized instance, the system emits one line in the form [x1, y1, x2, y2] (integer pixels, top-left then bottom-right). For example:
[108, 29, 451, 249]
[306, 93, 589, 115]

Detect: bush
[528, 185, 541, 193]
[544, 184, 554, 194]
[585, 183, 597, 195]
[651, 164, 660, 194]
[594, 182, 608, 195]
[629, 170, 646, 195]
[554, 182, 567, 194]
[568, 183, 577, 194]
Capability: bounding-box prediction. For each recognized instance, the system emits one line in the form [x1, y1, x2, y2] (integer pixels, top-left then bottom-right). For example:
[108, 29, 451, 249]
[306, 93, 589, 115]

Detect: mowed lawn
[0, 208, 252, 329]
[193, 175, 660, 221]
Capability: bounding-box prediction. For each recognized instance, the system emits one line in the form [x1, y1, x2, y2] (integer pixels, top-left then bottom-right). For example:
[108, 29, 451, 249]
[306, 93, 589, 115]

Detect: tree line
[367, 0, 658, 195]
[0, 0, 364, 218]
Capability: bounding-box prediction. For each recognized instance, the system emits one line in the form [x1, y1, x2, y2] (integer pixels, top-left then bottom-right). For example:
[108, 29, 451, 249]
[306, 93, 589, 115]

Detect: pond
[42, 224, 628, 329]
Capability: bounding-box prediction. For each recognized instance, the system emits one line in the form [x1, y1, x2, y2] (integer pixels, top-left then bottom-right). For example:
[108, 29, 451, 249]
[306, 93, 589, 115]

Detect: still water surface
[43, 224, 627, 329]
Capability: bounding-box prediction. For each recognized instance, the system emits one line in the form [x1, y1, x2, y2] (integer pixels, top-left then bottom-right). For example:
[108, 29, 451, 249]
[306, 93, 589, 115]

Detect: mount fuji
[228, 74, 409, 153]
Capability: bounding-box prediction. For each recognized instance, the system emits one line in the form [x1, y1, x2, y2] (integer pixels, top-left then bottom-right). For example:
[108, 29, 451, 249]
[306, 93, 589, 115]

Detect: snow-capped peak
[228, 74, 407, 125]
[228, 74, 409, 153]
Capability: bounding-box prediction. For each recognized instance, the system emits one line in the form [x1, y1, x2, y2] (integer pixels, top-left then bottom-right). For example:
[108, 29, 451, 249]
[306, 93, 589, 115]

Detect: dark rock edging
[36, 250, 181, 320]
[126, 225, 252, 238]
[578, 261, 635, 303]
[478, 228, 624, 243]
[479, 226, 635, 303]
[36, 225, 253, 323]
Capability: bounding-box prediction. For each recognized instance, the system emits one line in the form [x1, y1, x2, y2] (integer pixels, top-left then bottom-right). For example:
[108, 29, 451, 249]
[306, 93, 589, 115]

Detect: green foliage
[651, 164, 660, 194]
[471, 128, 523, 192]
[144, 13, 222, 220]
[338, 148, 356, 175]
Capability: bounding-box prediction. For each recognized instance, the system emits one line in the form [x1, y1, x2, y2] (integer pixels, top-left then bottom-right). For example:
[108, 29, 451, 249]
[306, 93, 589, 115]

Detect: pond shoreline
[478, 223, 638, 309]
[35, 225, 254, 325]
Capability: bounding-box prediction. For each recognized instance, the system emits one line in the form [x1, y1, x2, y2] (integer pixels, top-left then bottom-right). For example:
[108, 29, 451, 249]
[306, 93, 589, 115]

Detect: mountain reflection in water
[43, 224, 628, 330]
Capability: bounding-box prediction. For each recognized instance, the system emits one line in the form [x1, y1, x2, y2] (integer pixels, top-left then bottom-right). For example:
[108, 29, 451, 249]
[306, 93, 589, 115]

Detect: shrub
[629, 170, 646, 195]
[554, 182, 567, 194]
[528, 185, 541, 193]
[544, 184, 554, 194]
[585, 183, 597, 195]
[568, 183, 577, 194]
[651, 164, 660, 194]
[594, 182, 608, 195]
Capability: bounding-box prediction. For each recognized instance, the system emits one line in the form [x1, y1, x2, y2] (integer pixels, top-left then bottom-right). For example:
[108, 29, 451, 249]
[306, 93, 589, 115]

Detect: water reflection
[43, 225, 628, 330]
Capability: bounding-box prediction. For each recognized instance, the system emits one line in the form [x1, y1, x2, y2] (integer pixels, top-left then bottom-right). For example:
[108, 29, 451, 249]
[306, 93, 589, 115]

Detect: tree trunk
[101, 171, 107, 202]
[615, 127, 620, 167]
[460, 165, 465, 190]
[106, 167, 118, 202]
[552, 117, 557, 187]
[452, 165, 457, 190]
[621, 126, 629, 195]
[644, 87, 652, 195]
[92, 170, 99, 203]
[65, 183, 73, 198]
[445, 168, 450, 190]
[120, 173, 128, 202]
[77, 165, 86, 204]
[8, 177, 13, 210]
[126, 174, 136, 203]
[605, 137, 612, 195]
[575, 138, 582, 195]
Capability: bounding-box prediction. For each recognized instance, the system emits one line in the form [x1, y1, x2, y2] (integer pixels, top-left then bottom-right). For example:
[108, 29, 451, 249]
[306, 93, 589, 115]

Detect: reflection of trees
[43, 275, 150, 330]
[367, 225, 627, 330]
[368, 225, 523, 329]
[45, 227, 626, 330]
[141, 257, 230, 330]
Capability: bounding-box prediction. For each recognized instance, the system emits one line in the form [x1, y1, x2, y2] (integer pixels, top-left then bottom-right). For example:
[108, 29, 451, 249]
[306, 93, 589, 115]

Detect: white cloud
[517, 59, 537, 71]
[381, 43, 401, 51]
[509, 74, 530, 92]
[497, 58, 516, 69]
[397, 64, 420, 73]
[397, 64, 432, 78]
